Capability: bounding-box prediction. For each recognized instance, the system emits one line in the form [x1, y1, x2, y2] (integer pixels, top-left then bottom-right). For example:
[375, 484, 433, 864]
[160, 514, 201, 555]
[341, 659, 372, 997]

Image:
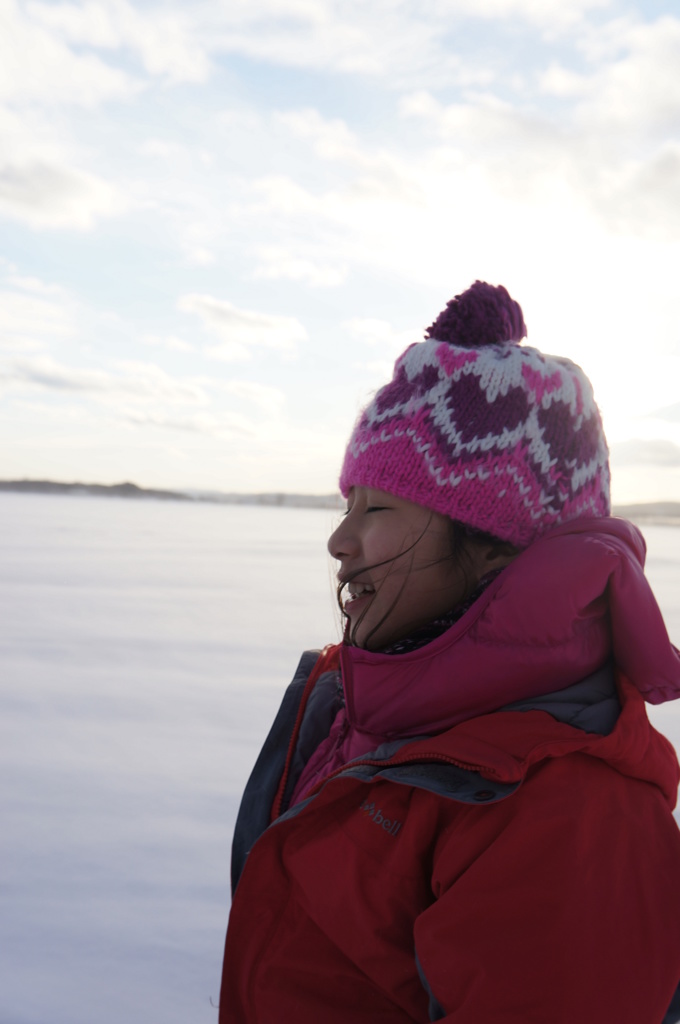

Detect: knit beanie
[339, 281, 610, 548]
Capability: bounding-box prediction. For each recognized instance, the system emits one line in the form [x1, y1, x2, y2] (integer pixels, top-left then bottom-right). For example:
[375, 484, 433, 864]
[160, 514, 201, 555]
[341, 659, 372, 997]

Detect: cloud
[274, 108, 425, 212]
[247, 175, 319, 218]
[251, 246, 347, 288]
[344, 317, 421, 352]
[138, 138, 183, 159]
[5, 274, 69, 296]
[1, 356, 115, 393]
[0, 285, 75, 344]
[26, 0, 211, 84]
[178, 294, 307, 360]
[610, 439, 680, 467]
[142, 334, 194, 353]
[444, 0, 611, 28]
[275, 108, 363, 164]
[399, 12, 680, 241]
[244, 167, 424, 255]
[0, 0, 139, 106]
[538, 16, 680, 145]
[0, 99, 123, 233]
[198, 4, 420, 79]
[341, 319, 423, 390]
[1, 356, 210, 405]
[219, 380, 286, 416]
[649, 402, 680, 424]
[12, 398, 91, 421]
[400, 89, 566, 162]
[591, 144, 680, 239]
[0, 337, 42, 354]
[570, 16, 680, 136]
[0, 159, 122, 229]
[167, 0, 610, 90]
[539, 61, 591, 98]
[0, 0, 634, 129]
[121, 409, 253, 437]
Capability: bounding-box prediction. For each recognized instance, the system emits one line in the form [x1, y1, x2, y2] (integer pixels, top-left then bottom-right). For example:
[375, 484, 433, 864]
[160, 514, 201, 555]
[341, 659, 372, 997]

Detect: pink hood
[291, 517, 680, 803]
[340, 516, 680, 741]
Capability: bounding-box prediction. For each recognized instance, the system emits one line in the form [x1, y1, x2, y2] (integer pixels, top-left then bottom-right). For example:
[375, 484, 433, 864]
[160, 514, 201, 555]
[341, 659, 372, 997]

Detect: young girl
[219, 281, 680, 1023]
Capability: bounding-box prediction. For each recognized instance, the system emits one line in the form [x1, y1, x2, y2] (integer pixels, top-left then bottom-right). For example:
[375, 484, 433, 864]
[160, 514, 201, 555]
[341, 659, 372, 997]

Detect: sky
[1, 0, 680, 502]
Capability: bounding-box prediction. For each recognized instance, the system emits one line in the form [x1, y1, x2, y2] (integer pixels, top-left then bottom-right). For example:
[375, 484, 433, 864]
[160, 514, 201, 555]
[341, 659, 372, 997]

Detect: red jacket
[220, 519, 680, 1023]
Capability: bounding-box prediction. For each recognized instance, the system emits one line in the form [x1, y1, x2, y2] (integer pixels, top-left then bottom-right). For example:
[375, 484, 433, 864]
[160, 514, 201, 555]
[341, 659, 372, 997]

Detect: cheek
[419, 559, 467, 604]
[365, 526, 407, 568]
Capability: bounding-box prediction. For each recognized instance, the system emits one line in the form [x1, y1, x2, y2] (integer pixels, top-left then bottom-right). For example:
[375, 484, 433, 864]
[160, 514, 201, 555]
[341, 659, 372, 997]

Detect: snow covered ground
[0, 494, 340, 1024]
[2, 493, 679, 1024]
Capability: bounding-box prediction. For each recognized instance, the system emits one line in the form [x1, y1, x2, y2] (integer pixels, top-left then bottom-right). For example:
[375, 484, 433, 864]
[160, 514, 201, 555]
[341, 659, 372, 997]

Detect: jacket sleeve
[413, 753, 680, 1024]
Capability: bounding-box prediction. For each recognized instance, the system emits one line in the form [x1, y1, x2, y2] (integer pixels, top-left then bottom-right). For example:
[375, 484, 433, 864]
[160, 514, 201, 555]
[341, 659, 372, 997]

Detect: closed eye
[366, 506, 389, 513]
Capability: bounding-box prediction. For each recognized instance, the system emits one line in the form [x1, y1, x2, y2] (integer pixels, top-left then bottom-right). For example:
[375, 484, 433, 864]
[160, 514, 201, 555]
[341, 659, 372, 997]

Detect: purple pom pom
[426, 280, 527, 348]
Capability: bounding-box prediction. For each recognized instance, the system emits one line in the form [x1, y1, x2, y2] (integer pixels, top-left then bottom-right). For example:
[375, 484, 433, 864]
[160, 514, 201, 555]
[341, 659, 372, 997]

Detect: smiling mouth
[344, 581, 376, 607]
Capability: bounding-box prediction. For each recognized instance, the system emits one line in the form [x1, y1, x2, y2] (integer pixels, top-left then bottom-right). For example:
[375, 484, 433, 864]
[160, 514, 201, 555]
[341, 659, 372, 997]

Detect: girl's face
[328, 487, 503, 650]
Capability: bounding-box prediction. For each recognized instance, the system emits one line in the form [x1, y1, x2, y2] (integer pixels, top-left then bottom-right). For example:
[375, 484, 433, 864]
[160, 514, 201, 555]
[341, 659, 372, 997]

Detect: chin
[354, 628, 393, 652]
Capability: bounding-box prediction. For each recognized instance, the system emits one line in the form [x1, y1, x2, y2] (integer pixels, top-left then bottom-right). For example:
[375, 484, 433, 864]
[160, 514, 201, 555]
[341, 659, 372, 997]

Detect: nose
[327, 514, 357, 562]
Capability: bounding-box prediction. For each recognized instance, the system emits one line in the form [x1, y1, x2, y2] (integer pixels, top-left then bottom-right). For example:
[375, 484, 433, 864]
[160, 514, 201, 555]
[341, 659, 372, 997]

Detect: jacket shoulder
[230, 649, 323, 892]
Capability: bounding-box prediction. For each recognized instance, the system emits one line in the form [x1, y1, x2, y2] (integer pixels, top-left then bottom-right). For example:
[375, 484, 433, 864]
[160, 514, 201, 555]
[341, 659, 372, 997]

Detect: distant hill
[0, 479, 189, 502]
[0, 479, 344, 510]
[1, 480, 678, 522]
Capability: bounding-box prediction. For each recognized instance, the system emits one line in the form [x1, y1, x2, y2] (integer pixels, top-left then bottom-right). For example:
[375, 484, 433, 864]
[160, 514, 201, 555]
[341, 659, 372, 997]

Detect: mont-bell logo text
[360, 799, 402, 837]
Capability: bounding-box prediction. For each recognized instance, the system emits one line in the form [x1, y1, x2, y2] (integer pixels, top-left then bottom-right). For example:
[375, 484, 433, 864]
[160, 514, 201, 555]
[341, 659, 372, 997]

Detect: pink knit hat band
[339, 282, 610, 548]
